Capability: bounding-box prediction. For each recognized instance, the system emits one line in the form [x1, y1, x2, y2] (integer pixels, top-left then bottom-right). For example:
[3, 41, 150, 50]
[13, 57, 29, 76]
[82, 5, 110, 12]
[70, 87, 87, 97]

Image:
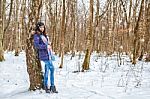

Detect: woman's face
[39, 25, 45, 32]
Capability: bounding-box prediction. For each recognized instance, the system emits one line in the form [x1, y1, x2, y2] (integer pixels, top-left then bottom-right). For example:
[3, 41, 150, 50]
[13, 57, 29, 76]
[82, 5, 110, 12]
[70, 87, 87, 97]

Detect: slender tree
[0, 0, 4, 61]
[132, 0, 144, 64]
[14, 0, 20, 56]
[2, 0, 6, 43]
[70, 0, 77, 59]
[59, 0, 66, 68]
[3, 0, 14, 34]
[144, 0, 150, 61]
[82, 0, 94, 71]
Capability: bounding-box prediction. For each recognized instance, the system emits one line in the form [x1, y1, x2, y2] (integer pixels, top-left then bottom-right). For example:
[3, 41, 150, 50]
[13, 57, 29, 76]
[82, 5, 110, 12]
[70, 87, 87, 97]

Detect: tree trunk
[82, 0, 94, 71]
[26, 0, 43, 90]
[59, 0, 66, 68]
[15, 0, 20, 56]
[2, 0, 6, 45]
[132, 0, 144, 64]
[2, 0, 13, 51]
[145, 0, 150, 61]
[94, 0, 100, 53]
[0, 0, 4, 61]
[3, 0, 13, 35]
[71, 0, 77, 59]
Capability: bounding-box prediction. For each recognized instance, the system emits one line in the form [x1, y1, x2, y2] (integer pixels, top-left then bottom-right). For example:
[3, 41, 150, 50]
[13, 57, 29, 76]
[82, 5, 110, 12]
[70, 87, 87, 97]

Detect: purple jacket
[34, 33, 49, 61]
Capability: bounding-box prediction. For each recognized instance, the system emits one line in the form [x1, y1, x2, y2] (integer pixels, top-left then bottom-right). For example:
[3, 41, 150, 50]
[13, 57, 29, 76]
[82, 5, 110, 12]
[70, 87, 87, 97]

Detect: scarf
[40, 35, 55, 61]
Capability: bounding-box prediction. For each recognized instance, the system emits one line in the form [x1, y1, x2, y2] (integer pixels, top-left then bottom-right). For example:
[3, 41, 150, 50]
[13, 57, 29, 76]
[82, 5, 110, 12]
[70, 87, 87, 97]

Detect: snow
[0, 52, 150, 99]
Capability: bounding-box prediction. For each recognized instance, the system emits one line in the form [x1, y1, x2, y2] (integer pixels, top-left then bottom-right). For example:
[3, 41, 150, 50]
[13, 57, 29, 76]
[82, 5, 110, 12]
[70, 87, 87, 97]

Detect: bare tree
[59, 0, 66, 68]
[3, 0, 13, 34]
[70, 0, 77, 59]
[0, 0, 4, 61]
[132, 0, 145, 64]
[26, 0, 43, 90]
[14, 0, 20, 56]
[82, 0, 94, 71]
[144, 0, 150, 61]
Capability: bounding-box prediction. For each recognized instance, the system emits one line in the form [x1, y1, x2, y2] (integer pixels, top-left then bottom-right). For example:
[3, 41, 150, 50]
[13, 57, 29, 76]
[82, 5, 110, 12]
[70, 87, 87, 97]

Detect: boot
[44, 86, 51, 93]
[50, 86, 58, 93]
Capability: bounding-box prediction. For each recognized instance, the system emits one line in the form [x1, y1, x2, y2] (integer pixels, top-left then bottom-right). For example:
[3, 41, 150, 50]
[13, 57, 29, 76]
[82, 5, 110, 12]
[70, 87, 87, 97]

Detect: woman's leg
[43, 61, 49, 88]
[48, 60, 55, 86]
[48, 60, 58, 93]
[43, 60, 51, 93]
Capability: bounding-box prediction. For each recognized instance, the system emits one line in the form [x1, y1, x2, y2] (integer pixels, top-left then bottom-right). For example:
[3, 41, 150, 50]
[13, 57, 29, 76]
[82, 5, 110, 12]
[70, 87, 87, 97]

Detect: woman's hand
[47, 45, 51, 50]
[48, 42, 51, 45]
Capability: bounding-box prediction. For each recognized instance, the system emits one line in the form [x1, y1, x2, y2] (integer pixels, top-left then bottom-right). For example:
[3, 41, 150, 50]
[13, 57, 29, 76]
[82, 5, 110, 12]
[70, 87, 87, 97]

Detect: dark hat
[36, 22, 44, 27]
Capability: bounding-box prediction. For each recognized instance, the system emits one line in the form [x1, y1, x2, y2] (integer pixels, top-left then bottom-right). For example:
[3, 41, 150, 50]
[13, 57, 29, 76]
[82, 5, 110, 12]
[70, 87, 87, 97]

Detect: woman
[33, 22, 58, 93]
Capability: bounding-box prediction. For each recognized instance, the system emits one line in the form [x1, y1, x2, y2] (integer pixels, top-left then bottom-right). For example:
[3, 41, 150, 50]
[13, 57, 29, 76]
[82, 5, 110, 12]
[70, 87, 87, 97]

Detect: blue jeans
[43, 60, 55, 87]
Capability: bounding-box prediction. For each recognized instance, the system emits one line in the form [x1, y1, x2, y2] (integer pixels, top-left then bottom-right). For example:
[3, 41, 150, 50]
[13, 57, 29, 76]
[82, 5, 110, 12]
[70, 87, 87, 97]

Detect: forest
[0, 0, 150, 99]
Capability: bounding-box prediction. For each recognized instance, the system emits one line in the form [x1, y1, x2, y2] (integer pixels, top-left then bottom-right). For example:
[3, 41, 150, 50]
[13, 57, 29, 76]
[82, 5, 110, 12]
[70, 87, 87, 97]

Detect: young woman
[33, 22, 58, 93]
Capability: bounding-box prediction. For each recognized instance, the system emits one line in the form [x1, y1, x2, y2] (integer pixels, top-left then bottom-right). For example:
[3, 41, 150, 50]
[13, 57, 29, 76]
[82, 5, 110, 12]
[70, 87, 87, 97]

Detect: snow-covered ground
[0, 51, 150, 99]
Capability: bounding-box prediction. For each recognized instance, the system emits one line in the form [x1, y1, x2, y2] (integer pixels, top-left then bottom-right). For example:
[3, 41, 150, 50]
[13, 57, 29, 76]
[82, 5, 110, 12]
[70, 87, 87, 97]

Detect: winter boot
[50, 86, 58, 93]
[44, 86, 51, 93]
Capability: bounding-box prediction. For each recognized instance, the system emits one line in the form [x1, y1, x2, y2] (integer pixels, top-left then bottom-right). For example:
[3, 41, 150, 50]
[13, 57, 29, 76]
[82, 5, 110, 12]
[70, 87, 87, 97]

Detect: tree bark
[82, 0, 94, 71]
[145, 0, 150, 61]
[59, 0, 66, 68]
[3, 0, 13, 35]
[15, 0, 20, 56]
[26, 0, 43, 90]
[132, 0, 144, 64]
[71, 0, 77, 59]
[0, 0, 4, 61]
